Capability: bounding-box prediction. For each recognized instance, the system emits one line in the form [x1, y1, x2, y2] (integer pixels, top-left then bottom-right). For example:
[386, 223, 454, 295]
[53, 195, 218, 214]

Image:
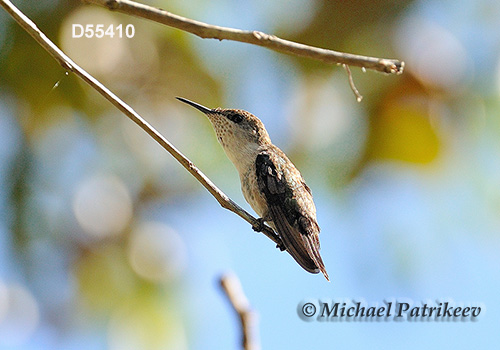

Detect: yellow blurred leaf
[75, 244, 137, 312]
[369, 102, 439, 163]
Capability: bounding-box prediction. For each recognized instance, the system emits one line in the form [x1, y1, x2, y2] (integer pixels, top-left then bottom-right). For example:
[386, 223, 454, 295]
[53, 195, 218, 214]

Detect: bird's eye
[226, 111, 243, 124]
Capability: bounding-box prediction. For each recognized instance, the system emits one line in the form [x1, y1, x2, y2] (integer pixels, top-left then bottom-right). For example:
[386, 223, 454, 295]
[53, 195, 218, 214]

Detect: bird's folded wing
[255, 152, 328, 280]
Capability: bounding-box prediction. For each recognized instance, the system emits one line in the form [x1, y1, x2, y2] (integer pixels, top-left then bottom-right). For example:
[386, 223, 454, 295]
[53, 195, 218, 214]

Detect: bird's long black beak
[176, 97, 213, 114]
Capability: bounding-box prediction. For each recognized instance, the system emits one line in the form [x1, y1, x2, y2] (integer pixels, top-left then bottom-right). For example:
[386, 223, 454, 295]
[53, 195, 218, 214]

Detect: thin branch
[343, 64, 363, 102]
[220, 273, 260, 350]
[83, 0, 404, 75]
[0, 0, 283, 248]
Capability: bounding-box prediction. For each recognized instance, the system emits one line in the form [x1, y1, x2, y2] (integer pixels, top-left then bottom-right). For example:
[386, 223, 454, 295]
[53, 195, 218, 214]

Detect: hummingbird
[176, 97, 329, 281]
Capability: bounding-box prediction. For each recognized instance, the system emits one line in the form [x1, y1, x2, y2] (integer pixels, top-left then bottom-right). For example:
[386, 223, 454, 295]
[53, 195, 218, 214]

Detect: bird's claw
[252, 218, 265, 232]
[253, 218, 285, 251]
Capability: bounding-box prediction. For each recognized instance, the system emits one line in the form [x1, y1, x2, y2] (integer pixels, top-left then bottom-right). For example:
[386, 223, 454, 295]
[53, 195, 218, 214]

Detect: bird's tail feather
[301, 233, 329, 281]
[270, 207, 329, 281]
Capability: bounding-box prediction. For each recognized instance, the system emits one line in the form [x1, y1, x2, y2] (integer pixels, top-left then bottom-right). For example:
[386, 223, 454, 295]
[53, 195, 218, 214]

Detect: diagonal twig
[220, 273, 260, 350]
[83, 0, 404, 75]
[343, 64, 363, 102]
[0, 0, 283, 248]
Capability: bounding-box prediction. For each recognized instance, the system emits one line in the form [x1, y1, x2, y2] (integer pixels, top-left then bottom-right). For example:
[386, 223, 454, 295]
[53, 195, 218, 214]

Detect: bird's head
[176, 97, 272, 169]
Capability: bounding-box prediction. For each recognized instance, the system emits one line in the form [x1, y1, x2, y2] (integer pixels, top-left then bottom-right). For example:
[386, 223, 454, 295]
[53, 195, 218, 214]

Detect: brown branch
[344, 64, 363, 102]
[0, 0, 283, 248]
[83, 0, 404, 75]
[220, 273, 260, 350]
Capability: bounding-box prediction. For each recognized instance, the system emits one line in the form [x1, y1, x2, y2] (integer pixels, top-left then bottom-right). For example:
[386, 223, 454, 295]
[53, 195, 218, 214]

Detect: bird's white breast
[240, 167, 268, 218]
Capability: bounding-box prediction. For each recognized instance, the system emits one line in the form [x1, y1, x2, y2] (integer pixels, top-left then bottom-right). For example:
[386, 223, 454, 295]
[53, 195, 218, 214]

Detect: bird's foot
[252, 218, 265, 232]
[253, 218, 286, 251]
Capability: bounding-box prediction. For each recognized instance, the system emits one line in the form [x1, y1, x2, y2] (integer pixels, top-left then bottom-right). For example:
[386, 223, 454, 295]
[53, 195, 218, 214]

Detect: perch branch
[0, 0, 283, 248]
[220, 273, 260, 350]
[83, 0, 404, 75]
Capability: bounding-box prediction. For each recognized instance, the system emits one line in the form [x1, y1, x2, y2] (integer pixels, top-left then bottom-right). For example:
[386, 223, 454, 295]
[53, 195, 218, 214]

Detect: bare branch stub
[220, 273, 260, 350]
[84, 0, 405, 74]
[344, 64, 363, 102]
